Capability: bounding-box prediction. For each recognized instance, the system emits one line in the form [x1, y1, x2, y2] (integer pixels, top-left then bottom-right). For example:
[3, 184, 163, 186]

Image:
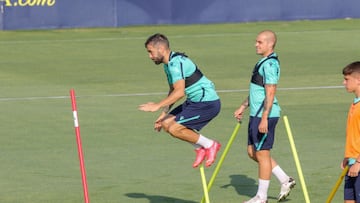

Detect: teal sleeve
[167, 60, 184, 84]
[263, 60, 280, 85]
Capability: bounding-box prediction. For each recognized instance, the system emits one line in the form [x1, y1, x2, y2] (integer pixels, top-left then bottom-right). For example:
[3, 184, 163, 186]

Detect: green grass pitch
[0, 19, 359, 202]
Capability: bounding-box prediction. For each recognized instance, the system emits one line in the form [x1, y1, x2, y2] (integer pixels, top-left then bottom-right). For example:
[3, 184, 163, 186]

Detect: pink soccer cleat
[193, 147, 206, 168]
[205, 141, 221, 167]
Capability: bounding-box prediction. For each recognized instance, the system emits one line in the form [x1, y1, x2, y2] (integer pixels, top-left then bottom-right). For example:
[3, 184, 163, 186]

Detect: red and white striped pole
[70, 89, 90, 203]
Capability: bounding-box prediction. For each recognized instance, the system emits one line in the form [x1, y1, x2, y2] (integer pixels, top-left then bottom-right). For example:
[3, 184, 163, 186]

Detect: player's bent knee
[161, 116, 176, 132]
[167, 124, 186, 138]
[161, 115, 176, 133]
[161, 121, 170, 132]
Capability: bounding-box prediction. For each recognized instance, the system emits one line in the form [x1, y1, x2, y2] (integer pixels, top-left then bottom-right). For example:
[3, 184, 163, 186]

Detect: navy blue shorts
[344, 173, 360, 202]
[248, 116, 279, 151]
[169, 99, 221, 131]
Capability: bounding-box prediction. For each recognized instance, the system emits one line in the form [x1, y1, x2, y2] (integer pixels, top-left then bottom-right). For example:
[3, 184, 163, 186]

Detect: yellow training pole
[200, 122, 241, 203]
[326, 165, 349, 203]
[200, 164, 210, 203]
[283, 115, 311, 203]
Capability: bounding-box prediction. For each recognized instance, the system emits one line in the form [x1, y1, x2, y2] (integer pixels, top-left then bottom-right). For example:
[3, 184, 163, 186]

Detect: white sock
[196, 134, 214, 148]
[256, 179, 270, 200]
[272, 165, 289, 184]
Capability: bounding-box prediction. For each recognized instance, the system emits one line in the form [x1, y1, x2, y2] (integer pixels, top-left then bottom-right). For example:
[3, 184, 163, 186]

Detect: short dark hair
[144, 33, 169, 48]
[343, 61, 360, 75]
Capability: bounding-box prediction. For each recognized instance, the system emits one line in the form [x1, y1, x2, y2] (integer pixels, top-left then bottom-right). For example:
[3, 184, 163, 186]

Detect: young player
[341, 61, 360, 203]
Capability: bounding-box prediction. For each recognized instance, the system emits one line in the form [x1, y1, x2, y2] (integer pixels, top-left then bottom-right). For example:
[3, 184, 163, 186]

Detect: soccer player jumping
[139, 33, 221, 168]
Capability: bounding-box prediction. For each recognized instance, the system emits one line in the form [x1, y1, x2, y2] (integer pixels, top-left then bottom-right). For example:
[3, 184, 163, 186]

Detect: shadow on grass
[125, 192, 197, 203]
[221, 174, 257, 197]
[221, 174, 290, 201]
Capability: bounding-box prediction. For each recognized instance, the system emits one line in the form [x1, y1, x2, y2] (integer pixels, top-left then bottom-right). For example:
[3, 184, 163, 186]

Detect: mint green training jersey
[249, 53, 281, 118]
[164, 52, 219, 102]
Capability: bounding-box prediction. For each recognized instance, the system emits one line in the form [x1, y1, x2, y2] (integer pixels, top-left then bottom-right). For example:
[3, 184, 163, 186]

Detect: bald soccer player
[234, 30, 295, 203]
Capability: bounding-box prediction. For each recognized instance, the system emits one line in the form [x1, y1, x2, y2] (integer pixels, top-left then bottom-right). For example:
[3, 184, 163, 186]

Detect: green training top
[249, 53, 281, 118]
[163, 52, 219, 102]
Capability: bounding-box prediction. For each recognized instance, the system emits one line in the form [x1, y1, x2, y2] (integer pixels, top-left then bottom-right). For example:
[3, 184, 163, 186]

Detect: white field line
[0, 29, 359, 45]
[0, 33, 243, 45]
[0, 85, 343, 102]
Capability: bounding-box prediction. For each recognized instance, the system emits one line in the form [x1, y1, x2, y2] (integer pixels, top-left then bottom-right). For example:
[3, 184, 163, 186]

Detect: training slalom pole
[201, 122, 241, 203]
[326, 165, 349, 203]
[70, 89, 90, 203]
[200, 164, 210, 203]
[283, 115, 310, 203]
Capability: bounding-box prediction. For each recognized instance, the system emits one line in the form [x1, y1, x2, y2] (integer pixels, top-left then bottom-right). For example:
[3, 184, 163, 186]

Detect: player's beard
[152, 55, 164, 65]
